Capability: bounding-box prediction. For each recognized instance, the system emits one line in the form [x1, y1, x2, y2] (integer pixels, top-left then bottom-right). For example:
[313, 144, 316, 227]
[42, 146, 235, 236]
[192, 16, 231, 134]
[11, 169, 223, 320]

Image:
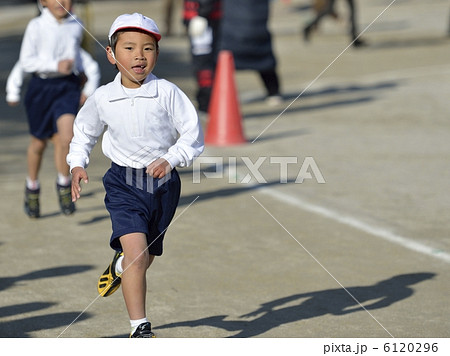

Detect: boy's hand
[58, 59, 74, 75]
[71, 167, 89, 202]
[79, 93, 88, 107]
[146, 158, 171, 179]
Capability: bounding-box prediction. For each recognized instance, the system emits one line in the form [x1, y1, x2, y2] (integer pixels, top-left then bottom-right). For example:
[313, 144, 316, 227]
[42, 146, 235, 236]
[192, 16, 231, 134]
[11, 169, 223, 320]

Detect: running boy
[67, 13, 204, 337]
[19, 0, 85, 217]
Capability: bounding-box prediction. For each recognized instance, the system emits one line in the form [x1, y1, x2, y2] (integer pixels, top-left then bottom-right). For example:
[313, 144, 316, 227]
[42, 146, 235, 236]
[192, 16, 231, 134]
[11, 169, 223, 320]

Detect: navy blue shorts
[24, 74, 81, 139]
[103, 162, 181, 256]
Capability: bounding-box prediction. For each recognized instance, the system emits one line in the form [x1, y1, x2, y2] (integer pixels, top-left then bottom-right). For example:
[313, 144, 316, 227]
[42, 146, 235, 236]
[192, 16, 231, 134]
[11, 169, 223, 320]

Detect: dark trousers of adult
[259, 69, 280, 97]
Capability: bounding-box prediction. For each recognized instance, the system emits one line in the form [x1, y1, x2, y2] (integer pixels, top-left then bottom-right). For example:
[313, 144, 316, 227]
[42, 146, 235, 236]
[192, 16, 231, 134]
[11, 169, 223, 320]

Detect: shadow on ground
[0, 265, 94, 292]
[154, 272, 435, 337]
[0, 265, 94, 337]
[0, 307, 92, 337]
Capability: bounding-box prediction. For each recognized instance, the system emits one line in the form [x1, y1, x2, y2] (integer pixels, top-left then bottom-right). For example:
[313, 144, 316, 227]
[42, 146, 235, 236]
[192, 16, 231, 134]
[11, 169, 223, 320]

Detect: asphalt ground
[0, 0, 449, 350]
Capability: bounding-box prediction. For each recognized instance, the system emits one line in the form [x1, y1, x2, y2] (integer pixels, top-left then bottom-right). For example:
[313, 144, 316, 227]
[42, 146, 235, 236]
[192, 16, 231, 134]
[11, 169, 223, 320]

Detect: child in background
[67, 13, 204, 337]
[18, 0, 85, 218]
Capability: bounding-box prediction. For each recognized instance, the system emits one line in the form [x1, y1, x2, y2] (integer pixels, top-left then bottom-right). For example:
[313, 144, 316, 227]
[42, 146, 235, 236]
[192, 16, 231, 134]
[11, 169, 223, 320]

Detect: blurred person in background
[15, 0, 86, 218]
[303, 0, 366, 47]
[162, 0, 183, 36]
[219, 0, 282, 105]
[6, 48, 99, 108]
[183, 0, 222, 113]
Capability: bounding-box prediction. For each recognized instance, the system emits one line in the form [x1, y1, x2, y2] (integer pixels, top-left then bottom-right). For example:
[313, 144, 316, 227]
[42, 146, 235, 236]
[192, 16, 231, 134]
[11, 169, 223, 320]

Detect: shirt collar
[41, 7, 72, 25]
[108, 72, 158, 101]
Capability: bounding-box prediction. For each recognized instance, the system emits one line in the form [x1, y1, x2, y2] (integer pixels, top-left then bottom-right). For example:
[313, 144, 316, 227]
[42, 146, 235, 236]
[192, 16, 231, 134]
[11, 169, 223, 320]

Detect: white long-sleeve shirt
[5, 61, 22, 103]
[19, 8, 84, 77]
[6, 49, 100, 103]
[67, 72, 204, 171]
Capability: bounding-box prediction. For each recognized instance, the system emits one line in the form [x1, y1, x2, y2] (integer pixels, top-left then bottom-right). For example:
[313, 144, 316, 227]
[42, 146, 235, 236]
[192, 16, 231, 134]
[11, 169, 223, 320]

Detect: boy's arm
[6, 61, 25, 105]
[161, 87, 205, 169]
[80, 49, 101, 98]
[67, 93, 104, 181]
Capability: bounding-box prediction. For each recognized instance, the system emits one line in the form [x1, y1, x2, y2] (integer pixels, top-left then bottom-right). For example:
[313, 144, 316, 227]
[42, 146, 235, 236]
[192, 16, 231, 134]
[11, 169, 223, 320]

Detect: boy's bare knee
[29, 138, 47, 154]
[52, 133, 72, 148]
[124, 251, 150, 271]
[56, 114, 75, 143]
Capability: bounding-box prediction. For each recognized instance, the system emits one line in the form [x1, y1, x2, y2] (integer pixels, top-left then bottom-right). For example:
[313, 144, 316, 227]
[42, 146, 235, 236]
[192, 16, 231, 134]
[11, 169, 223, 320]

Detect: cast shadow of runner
[0, 266, 94, 337]
[0, 303, 92, 337]
[154, 273, 435, 337]
[0, 265, 93, 292]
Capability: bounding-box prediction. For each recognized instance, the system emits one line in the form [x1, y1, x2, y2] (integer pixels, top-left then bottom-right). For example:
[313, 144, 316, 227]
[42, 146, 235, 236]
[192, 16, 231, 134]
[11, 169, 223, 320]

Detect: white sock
[26, 177, 40, 190]
[115, 255, 124, 275]
[57, 173, 71, 186]
[130, 317, 148, 333]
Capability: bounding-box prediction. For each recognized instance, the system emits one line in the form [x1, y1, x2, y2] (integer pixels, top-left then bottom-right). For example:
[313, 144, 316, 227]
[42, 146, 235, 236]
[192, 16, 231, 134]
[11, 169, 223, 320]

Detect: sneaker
[98, 251, 123, 297]
[130, 322, 155, 338]
[265, 95, 283, 106]
[56, 183, 75, 215]
[24, 186, 40, 218]
[352, 38, 367, 48]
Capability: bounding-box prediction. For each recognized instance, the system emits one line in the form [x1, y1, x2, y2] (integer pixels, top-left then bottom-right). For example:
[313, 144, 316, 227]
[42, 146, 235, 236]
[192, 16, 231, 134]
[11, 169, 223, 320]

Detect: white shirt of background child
[19, 7, 84, 77]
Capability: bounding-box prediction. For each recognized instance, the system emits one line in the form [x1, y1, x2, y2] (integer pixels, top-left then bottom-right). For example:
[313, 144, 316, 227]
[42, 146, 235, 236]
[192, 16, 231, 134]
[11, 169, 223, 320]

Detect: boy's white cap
[108, 13, 161, 42]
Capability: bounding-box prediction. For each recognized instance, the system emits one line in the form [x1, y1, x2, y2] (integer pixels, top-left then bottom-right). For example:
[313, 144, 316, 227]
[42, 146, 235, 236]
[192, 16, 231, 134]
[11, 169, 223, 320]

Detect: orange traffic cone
[205, 50, 246, 146]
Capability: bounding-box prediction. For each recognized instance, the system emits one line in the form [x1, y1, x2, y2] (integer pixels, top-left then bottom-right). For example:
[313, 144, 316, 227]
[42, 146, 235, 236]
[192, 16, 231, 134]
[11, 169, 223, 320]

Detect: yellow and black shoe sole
[97, 252, 123, 297]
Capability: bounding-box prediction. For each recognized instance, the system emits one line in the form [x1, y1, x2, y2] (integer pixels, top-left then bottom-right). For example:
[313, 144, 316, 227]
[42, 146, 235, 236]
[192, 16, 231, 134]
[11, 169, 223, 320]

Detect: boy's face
[41, 0, 72, 21]
[107, 30, 159, 88]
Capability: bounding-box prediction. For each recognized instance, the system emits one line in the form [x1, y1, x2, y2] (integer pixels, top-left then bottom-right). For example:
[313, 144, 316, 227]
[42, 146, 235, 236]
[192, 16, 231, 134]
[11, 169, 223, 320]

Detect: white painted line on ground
[259, 187, 450, 264]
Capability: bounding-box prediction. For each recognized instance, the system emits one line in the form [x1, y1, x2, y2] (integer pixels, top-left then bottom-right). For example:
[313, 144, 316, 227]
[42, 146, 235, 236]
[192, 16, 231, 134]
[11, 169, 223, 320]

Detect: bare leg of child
[25, 136, 46, 217]
[119, 232, 155, 320]
[54, 113, 75, 177]
[27, 136, 47, 182]
[53, 113, 76, 214]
